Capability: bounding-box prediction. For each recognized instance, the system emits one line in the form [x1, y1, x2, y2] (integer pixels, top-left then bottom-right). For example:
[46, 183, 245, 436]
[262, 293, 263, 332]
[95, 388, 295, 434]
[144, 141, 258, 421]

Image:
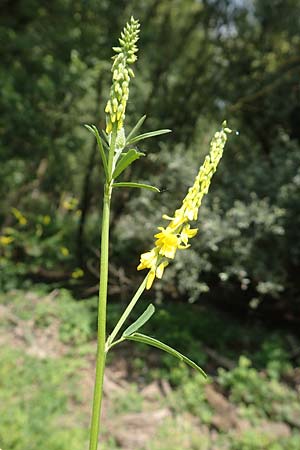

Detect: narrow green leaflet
[84, 125, 109, 179]
[84, 124, 96, 136]
[126, 129, 171, 146]
[112, 148, 145, 179]
[100, 130, 109, 151]
[101, 129, 109, 144]
[125, 332, 207, 378]
[126, 115, 147, 143]
[112, 182, 160, 192]
[123, 304, 155, 337]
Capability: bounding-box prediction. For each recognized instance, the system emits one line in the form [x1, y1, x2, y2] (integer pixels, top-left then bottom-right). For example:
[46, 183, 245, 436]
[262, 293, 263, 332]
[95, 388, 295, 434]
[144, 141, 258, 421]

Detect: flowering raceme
[137, 122, 232, 289]
[105, 16, 140, 134]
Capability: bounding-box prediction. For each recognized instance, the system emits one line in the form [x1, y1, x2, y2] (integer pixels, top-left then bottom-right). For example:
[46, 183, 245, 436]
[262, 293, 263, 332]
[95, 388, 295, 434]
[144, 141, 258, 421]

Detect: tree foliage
[1, 0, 300, 317]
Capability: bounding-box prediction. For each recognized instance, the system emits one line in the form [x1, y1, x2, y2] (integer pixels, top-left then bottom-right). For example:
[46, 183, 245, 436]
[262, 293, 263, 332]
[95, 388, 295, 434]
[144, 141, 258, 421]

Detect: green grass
[0, 347, 88, 450]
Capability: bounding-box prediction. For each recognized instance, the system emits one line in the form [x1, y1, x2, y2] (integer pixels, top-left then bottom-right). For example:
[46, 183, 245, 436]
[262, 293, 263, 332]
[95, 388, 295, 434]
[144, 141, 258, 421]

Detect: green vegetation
[0, 347, 88, 450]
[1, 1, 300, 448]
[1, 0, 300, 316]
[1, 289, 300, 449]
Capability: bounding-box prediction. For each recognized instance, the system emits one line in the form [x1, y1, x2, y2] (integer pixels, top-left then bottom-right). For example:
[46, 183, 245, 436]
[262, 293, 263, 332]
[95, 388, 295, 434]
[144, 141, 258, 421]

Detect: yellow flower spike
[105, 17, 140, 135]
[137, 123, 232, 289]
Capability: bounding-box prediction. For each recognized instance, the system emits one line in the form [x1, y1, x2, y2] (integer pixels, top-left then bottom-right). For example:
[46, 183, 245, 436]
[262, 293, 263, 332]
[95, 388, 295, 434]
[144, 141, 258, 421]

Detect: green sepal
[126, 129, 171, 146]
[112, 148, 145, 179]
[112, 182, 160, 192]
[84, 125, 109, 179]
[123, 304, 155, 337]
[126, 115, 147, 144]
[125, 332, 207, 378]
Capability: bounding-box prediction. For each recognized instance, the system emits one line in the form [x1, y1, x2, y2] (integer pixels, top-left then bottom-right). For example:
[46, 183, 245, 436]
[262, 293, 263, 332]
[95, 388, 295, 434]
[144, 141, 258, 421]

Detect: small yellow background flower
[11, 207, 27, 226]
[0, 236, 14, 246]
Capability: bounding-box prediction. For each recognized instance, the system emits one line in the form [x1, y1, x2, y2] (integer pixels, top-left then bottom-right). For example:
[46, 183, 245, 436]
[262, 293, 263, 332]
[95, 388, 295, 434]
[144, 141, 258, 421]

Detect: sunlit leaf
[100, 130, 109, 150]
[113, 182, 160, 192]
[112, 149, 145, 179]
[84, 124, 109, 179]
[125, 332, 207, 378]
[126, 129, 171, 146]
[126, 115, 147, 143]
[123, 304, 155, 337]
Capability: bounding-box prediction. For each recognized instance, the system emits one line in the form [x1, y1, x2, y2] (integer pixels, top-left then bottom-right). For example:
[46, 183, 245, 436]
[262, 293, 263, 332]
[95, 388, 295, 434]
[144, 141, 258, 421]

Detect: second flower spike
[137, 122, 232, 289]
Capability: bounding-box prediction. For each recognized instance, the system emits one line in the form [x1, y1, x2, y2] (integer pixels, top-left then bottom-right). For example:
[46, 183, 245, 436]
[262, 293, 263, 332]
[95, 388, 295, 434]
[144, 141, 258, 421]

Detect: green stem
[106, 336, 125, 351]
[88, 126, 117, 450]
[88, 189, 110, 450]
[107, 275, 148, 345]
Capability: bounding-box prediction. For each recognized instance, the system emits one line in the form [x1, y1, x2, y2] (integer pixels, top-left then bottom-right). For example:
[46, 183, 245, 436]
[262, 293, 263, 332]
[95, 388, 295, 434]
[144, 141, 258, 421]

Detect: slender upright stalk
[88, 127, 117, 450]
[88, 188, 110, 450]
[108, 275, 147, 345]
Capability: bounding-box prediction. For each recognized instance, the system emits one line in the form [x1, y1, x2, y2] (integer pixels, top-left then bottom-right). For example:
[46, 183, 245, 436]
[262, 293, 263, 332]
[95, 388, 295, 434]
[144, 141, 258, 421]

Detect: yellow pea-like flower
[146, 269, 156, 290]
[137, 248, 158, 271]
[156, 261, 169, 279]
[154, 228, 179, 259]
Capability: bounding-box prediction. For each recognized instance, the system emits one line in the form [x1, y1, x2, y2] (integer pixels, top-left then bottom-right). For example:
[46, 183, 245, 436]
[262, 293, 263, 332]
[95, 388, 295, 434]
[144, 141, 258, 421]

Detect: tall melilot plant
[86, 16, 232, 449]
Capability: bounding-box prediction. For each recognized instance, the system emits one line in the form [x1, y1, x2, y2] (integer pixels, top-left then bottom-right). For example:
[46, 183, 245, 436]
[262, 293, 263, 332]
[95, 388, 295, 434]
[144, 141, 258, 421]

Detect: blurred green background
[1, 1, 300, 449]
